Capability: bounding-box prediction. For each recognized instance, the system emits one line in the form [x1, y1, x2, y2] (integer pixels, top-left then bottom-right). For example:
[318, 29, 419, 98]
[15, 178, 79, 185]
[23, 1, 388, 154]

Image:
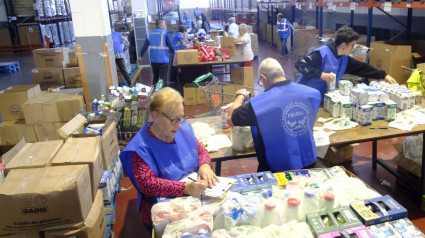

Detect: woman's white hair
[259, 58, 285, 81]
[238, 24, 247, 32]
[228, 17, 236, 24]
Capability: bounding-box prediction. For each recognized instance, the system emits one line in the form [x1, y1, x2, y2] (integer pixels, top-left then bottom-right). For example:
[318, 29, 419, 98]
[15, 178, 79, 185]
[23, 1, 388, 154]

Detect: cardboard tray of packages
[57, 114, 119, 170]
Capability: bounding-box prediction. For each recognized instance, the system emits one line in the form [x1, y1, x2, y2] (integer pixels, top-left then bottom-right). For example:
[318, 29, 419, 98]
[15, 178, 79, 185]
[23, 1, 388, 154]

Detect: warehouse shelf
[37, 16, 72, 22]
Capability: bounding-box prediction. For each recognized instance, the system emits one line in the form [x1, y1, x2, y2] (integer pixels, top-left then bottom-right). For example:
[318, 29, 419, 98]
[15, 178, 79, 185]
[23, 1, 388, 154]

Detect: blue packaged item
[254, 171, 278, 189]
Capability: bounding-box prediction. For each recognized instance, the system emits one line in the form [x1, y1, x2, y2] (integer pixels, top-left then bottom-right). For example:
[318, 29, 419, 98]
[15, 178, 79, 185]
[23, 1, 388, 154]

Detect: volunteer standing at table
[227, 58, 321, 172]
[296, 25, 397, 101]
[120, 87, 218, 231]
[227, 17, 239, 37]
[181, 12, 193, 34]
[234, 24, 254, 67]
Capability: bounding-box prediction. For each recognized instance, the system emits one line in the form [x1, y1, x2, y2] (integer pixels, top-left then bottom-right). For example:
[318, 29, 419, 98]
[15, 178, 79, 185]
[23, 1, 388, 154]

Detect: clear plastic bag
[231, 126, 254, 152]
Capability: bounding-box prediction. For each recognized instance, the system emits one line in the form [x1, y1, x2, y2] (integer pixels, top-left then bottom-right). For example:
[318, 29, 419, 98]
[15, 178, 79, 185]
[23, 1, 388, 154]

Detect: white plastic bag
[151, 202, 171, 238]
[403, 135, 423, 161]
[231, 126, 254, 152]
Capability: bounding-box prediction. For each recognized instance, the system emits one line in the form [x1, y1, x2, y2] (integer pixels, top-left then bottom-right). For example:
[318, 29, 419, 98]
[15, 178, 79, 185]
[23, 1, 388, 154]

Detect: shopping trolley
[193, 73, 257, 116]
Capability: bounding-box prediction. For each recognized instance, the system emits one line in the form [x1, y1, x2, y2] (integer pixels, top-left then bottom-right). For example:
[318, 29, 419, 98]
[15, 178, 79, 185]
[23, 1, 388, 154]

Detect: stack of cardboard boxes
[249, 33, 258, 57]
[32, 48, 81, 90]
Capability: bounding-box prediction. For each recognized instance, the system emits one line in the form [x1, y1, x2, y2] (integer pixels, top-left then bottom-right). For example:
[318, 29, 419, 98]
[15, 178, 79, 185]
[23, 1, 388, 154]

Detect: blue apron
[149, 28, 170, 63]
[120, 121, 198, 211]
[297, 45, 348, 100]
[111, 31, 123, 52]
[250, 82, 321, 172]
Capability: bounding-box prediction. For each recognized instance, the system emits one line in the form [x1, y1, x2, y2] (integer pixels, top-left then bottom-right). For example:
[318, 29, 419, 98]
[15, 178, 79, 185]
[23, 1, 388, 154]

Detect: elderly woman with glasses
[120, 87, 218, 229]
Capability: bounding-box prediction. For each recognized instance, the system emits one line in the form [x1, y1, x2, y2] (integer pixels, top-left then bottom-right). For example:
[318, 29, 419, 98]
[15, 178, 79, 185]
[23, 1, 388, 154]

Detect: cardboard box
[14, 120, 38, 143]
[2, 139, 63, 174]
[0, 165, 92, 235]
[231, 66, 254, 87]
[52, 137, 103, 199]
[18, 25, 41, 45]
[176, 49, 198, 65]
[196, 82, 207, 105]
[321, 145, 354, 166]
[183, 84, 197, 106]
[0, 28, 12, 47]
[267, 24, 272, 43]
[42, 190, 106, 238]
[63, 67, 82, 88]
[220, 36, 236, 56]
[0, 232, 41, 238]
[56, 94, 84, 122]
[0, 84, 41, 121]
[350, 195, 407, 226]
[33, 48, 69, 68]
[0, 121, 18, 145]
[34, 122, 61, 141]
[67, 49, 79, 67]
[32, 67, 65, 90]
[58, 114, 119, 169]
[369, 41, 412, 84]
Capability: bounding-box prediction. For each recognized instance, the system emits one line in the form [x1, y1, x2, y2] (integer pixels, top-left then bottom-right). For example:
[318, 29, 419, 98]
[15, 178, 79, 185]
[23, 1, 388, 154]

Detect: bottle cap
[287, 198, 298, 207]
[304, 188, 316, 198]
[310, 183, 319, 188]
[261, 189, 272, 199]
[324, 191, 335, 202]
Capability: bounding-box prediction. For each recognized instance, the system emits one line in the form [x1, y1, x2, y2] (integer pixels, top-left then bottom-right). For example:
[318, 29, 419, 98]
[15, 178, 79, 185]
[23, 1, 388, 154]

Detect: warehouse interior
[1, 0, 425, 237]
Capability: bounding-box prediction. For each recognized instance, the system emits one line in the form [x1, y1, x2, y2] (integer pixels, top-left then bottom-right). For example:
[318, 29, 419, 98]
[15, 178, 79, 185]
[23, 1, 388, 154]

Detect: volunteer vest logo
[281, 101, 309, 137]
[160, 148, 198, 176]
[20, 195, 48, 215]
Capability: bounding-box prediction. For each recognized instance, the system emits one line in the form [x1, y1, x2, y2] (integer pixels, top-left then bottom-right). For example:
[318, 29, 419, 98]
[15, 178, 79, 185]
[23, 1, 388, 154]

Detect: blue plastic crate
[0, 62, 20, 73]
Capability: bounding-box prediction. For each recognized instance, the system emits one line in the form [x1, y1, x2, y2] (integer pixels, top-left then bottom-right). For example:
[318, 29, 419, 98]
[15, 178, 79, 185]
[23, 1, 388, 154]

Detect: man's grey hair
[259, 58, 285, 81]
[238, 24, 247, 32]
[229, 17, 236, 24]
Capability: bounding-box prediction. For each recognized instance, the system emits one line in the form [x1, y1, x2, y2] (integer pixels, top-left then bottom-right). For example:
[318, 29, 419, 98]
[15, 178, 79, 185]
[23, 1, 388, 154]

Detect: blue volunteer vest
[277, 18, 290, 39]
[111, 31, 123, 52]
[149, 28, 170, 63]
[194, 10, 200, 18]
[250, 82, 321, 172]
[119, 121, 198, 211]
[172, 32, 185, 50]
[183, 16, 192, 30]
[297, 45, 348, 100]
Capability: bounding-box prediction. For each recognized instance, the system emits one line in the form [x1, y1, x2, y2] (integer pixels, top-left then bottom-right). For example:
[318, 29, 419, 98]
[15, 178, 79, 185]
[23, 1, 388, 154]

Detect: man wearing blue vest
[277, 13, 294, 58]
[194, 7, 200, 21]
[181, 12, 193, 34]
[296, 25, 397, 101]
[139, 18, 175, 86]
[227, 58, 321, 172]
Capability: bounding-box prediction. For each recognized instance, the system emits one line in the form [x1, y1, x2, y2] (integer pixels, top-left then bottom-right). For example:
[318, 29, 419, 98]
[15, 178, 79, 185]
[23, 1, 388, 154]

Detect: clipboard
[181, 172, 237, 199]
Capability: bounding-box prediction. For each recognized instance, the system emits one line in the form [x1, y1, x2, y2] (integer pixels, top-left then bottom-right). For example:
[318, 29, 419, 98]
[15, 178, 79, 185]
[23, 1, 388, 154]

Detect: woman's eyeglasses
[161, 112, 188, 124]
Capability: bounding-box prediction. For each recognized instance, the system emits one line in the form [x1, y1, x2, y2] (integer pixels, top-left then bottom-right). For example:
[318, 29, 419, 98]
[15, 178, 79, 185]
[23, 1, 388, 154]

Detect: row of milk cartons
[324, 80, 417, 126]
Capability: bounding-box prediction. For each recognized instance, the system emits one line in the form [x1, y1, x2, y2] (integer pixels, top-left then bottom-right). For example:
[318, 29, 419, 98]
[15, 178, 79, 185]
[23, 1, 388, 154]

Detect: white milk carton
[407, 91, 416, 109]
[356, 83, 370, 91]
[384, 100, 397, 122]
[368, 91, 379, 102]
[330, 98, 340, 118]
[340, 100, 353, 119]
[368, 102, 377, 120]
[339, 80, 353, 96]
[377, 91, 389, 102]
[393, 92, 409, 112]
[358, 105, 373, 126]
[350, 88, 368, 105]
[374, 102, 385, 120]
[324, 93, 332, 113]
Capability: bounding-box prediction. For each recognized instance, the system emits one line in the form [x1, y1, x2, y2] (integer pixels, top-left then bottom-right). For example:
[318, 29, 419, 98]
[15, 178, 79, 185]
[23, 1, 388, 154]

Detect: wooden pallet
[0, 61, 20, 73]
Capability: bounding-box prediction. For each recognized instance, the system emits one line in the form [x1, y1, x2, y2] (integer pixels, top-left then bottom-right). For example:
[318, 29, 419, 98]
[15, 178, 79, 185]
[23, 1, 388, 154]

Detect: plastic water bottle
[298, 186, 320, 222]
[321, 189, 336, 212]
[284, 198, 300, 223]
[261, 189, 282, 227]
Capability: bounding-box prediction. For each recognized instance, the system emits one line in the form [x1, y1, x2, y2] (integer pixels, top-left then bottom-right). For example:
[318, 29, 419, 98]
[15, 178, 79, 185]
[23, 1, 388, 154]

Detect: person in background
[172, 25, 188, 51]
[120, 87, 218, 232]
[181, 11, 193, 34]
[138, 18, 175, 87]
[227, 17, 239, 37]
[296, 25, 397, 101]
[194, 7, 200, 21]
[227, 58, 321, 173]
[234, 24, 254, 67]
[111, 28, 132, 86]
[168, 25, 188, 90]
[200, 13, 210, 34]
[276, 13, 294, 58]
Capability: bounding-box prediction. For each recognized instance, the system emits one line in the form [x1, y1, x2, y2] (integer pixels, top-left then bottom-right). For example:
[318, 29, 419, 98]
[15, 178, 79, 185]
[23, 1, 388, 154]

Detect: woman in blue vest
[227, 58, 321, 173]
[168, 25, 188, 90]
[181, 12, 193, 34]
[296, 25, 397, 101]
[277, 13, 294, 58]
[120, 87, 218, 231]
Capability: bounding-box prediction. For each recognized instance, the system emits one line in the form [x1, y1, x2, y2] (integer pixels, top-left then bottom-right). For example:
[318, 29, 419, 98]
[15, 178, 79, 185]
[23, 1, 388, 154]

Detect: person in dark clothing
[200, 13, 210, 34]
[296, 25, 396, 101]
[138, 18, 175, 86]
[227, 58, 321, 173]
[111, 29, 132, 86]
[168, 25, 188, 91]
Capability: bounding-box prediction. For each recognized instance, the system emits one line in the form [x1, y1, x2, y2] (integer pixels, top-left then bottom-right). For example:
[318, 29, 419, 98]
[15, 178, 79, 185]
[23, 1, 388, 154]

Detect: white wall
[132, 0, 148, 17]
[69, 0, 111, 37]
[0, 1, 8, 22]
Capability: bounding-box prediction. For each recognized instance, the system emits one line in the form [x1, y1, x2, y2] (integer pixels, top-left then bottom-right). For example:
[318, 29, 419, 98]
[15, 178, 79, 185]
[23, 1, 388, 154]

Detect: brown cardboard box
[196, 82, 207, 105]
[222, 84, 236, 104]
[34, 122, 57, 141]
[33, 48, 69, 68]
[0, 232, 41, 238]
[0, 121, 18, 145]
[176, 50, 198, 65]
[220, 36, 236, 56]
[369, 41, 412, 84]
[0, 165, 92, 235]
[56, 94, 84, 122]
[0, 84, 41, 121]
[52, 137, 103, 200]
[267, 24, 272, 43]
[14, 120, 38, 143]
[321, 145, 354, 166]
[183, 84, 197, 106]
[42, 190, 106, 238]
[2, 139, 63, 174]
[18, 25, 41, 45]
[231, 66, 254, 87]
[32, 67, 65, 90]
[0, 28, 12, 47]
[67, 49, 79, 67]
[58, 114, 119, 169]
[63, 67, 82, 88]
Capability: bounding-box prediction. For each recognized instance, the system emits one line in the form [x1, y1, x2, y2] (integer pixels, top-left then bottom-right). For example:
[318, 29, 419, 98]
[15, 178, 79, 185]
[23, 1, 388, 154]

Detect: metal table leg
[215, 161, 222, 176]
[372, 140, 378, 170]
